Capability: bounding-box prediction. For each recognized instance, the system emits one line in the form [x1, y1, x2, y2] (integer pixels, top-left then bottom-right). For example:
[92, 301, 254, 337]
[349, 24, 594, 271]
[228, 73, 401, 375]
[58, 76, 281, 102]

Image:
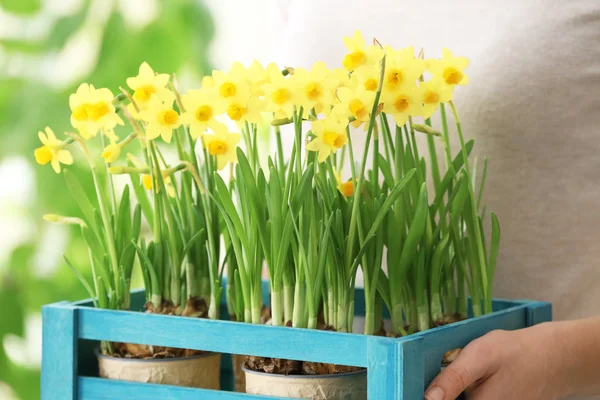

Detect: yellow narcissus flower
[179, 89, 217, 139]
[247, 60, 273, 97]
[141, 174, 153, 190]
[382, 46, 425, 95]
[333, 86, 376, 128]
[34, 127, 73, 173]
[332, 68, 351, 89]
[338, 179, 355, 197]
[306, 116, 348, 163]
[426, 48, 470, 86]
[333, 169, 355, 197]
[202, 123, 241, 170]
[69, 83, 124, 139]
[126, 62, 173, 113]
[351, 65, 380, 93]
[341, 30, 384, 72]
[294, 62, 336, 114]
[101, 142, 121, 163]
[382, 83, 423, 126]
[420, 77, 453, 119]
[138, 95, 181, 143]
[225, 96, 264, 126]
[263, 64, 298, 119]
[212, 62, 251, 110]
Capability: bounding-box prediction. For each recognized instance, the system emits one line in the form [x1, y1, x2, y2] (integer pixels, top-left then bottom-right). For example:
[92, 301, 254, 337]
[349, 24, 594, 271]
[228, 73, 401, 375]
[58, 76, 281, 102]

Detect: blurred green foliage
[0, 1, 213, 398]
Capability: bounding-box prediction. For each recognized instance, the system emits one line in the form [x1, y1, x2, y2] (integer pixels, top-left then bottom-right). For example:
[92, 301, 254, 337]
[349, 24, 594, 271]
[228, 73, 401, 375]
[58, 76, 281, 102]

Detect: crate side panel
[77, 308, 368, 367]
[42, 303, 77, 400]
[367, 337, 424, 400]
[77, 377, 288, 399]
[526, 302, 552, 326]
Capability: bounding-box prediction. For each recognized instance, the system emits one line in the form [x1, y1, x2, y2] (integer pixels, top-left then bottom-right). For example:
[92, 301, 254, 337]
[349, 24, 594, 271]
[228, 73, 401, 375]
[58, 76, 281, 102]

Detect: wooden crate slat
[77, 377, 288, 399]
[42, 302, 78, 400]
[410, 304, 529, 385]
[77, 307, 369, 367]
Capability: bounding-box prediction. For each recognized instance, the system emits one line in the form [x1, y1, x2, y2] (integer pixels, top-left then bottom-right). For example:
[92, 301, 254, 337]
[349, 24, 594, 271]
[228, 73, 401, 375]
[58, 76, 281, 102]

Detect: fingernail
[425, 386, 445, 400]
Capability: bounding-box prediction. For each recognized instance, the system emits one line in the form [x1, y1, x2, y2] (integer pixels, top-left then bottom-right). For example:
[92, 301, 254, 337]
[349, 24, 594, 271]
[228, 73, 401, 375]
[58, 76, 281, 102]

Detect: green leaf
[0, 0, 41, 15]
[488, 212, 501, 291]
[128, 166, 154, 232]
[375, 273, 392, 313]
[132, 204, 142, 240]
[116, 185, 131, 254]
[397, 183, 429, 281]
[363, 169, 416, 246]
[377, 153, 395, 189]
[180, 228, 205, 272]
[433, 140, 475, 207]
[429, 235, 450, 295]
[131, 240, 160, 297]
[63, 256, 98, 308]
[290, 164, 315, 213]
[64, 169, 98, 234]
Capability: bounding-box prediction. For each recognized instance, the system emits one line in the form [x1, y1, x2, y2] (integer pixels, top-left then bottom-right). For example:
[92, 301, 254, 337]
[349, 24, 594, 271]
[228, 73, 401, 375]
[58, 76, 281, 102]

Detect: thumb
[425, 341, 493, 400]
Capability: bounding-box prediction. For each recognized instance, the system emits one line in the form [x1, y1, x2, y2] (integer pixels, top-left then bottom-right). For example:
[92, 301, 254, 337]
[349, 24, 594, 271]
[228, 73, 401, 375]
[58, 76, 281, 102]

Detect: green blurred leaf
[0, 0, 41, 15]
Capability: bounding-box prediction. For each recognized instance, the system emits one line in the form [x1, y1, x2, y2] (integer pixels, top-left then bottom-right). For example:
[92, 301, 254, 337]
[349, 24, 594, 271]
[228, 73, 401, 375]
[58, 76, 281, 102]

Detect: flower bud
[412, 124, 441, 136]
[102, 143, 121, 163]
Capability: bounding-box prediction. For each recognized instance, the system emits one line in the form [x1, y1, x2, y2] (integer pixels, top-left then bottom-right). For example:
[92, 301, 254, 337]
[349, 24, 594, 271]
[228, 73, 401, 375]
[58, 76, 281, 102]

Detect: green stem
[424, 118, 441, 192]
[275, 125, 285, 182]
[100, 132, 118, 217]
[81, 144, 122, 306]
[345, 55, 386, 268]
[430, 292, 443, 324]
[283, 281, 294, 325]
[292, 279, 305, 328]
[449, 101, 490, 313]
[439, 103, 452, 169]
[391, 303, 403, 335]
[417, 303, 430, 332]
[271, 290, 283, 326]
[444, 268, 457, 315]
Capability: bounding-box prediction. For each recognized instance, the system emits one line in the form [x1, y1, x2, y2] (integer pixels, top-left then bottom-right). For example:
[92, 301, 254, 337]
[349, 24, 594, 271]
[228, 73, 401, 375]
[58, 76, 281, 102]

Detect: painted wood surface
[77, 308, 369, 366]
[41, 301, 77, 400]
[42, 286, 552, 399]
[78, 377, 287, 399]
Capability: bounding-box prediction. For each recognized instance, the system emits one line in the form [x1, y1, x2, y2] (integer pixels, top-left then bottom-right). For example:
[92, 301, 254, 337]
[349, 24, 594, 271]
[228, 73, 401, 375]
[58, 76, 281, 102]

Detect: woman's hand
[424, 323, 569, 400]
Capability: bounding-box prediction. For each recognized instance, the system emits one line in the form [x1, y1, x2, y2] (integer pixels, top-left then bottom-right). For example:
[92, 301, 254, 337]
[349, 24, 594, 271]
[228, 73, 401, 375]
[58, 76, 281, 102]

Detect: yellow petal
[154, 73, 170, 88]
[306, 137, 321, 152]
[44, 127, 56, 141]
[393, 112, 409, 127]
[318, 148, 330, 163]
[38, 131, 48, 145]
[57, 150, 73, 165]
[161, 128, 173, 143]
[442, 48, 454, 60]
[126, 76, 139, 90]
[96, 88, 114, 103]
[51, 159, 61, 173]
[336, 87, 353, 102]
[139, 62, 155, 80]
[145, 123, 161, 140]
[454, 56, 470, 70]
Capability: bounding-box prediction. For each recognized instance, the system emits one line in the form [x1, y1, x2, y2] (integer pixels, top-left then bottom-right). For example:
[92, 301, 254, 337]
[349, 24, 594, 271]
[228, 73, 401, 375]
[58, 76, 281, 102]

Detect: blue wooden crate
[41, 282, 551, 400]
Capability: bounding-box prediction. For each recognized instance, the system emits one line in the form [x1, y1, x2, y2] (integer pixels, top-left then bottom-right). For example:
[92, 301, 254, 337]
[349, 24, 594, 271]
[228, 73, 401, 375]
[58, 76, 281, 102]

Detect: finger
[425, 341, 494, 400]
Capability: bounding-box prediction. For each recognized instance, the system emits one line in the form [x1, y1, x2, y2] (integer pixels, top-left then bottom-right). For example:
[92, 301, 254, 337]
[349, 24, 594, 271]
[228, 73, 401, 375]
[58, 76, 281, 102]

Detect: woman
[270, 0, 600, 398]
